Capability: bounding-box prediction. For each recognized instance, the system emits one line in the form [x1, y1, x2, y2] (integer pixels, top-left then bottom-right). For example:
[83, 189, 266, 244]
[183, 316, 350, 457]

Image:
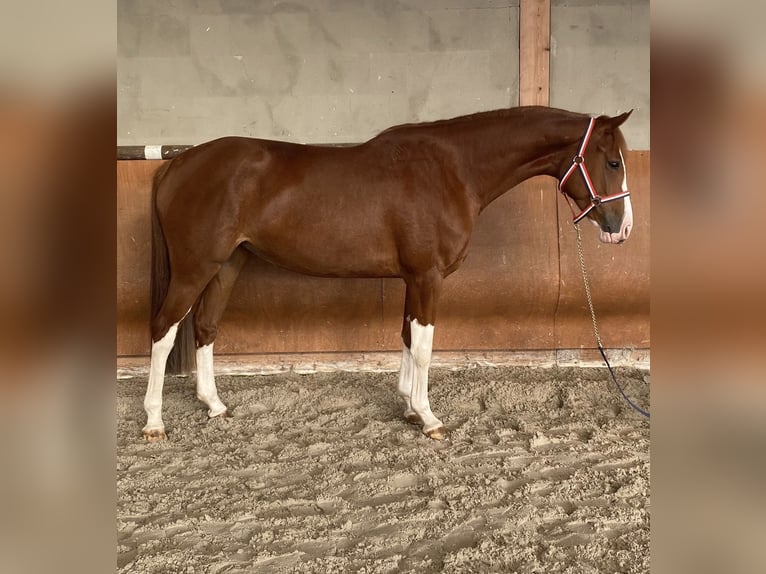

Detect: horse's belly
[244, 231, 400, 278]
[243, 178, 406, 277]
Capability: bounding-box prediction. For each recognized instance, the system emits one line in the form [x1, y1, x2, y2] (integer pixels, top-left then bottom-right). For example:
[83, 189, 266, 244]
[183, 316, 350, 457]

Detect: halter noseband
[558, 117, 631, 224]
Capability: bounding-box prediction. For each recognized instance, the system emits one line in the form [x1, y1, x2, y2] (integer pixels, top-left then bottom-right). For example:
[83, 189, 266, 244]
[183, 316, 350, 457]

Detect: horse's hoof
[405, 413, 423, 426]
[143, 428, 167, 442]
[424, 426, 448, 441]
[209, 407, 230, 419]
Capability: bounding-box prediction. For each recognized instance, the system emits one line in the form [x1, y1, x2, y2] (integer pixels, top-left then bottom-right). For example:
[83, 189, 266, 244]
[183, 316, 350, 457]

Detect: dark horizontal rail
[117, 141, 360, 160]
[117, 145, 195, 160]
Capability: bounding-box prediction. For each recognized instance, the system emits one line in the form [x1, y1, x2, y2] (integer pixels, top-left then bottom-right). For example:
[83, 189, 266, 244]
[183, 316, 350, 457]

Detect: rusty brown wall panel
[117, 152, 649, 357]
[433, 175, 560, 349]
[217, 264, 387, 353]
[117, 160, 161, 355]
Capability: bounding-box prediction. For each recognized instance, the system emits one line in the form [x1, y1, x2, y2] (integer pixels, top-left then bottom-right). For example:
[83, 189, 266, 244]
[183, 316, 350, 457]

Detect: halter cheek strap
[558, 117, 631, 224]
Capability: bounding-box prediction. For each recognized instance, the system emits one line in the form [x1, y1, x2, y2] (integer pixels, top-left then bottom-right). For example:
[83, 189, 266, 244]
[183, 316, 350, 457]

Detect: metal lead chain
[575, 224, 603, 348]
[573, 223, 650, 419]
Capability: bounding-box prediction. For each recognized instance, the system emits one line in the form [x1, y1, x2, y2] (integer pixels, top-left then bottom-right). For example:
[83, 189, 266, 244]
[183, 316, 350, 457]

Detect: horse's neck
[444, 109, 587, 209]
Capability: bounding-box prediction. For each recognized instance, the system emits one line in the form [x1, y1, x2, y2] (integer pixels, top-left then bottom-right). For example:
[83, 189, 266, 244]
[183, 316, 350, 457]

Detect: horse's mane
[375, 106, 585, 138]
[374, 107, 631, 156]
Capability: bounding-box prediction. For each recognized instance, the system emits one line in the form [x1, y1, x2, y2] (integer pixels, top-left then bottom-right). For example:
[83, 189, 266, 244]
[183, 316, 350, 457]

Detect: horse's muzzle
[599, 196, 633, 244]
[599, 220, 632, 244]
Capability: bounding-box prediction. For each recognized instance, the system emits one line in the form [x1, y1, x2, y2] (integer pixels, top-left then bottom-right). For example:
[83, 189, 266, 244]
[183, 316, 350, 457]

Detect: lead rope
[574, 224, 650, 419]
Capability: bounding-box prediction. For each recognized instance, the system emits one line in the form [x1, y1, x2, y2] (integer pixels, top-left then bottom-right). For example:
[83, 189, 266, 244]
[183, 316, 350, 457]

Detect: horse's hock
[117, 153, 649, 366]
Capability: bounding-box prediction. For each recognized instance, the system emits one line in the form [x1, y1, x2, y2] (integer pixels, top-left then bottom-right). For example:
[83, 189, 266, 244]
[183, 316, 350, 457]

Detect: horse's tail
[151, 160, 196, 375]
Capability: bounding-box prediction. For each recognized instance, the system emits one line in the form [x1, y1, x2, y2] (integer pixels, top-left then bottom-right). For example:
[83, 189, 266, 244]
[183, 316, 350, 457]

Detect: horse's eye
[607, 160, 621, 170]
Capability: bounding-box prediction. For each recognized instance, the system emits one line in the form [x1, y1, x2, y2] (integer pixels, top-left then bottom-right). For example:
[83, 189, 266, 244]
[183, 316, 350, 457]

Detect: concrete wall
[551, 0, 649, 148]
[118, 0, 520, 146]
[118, 0, 648, 148]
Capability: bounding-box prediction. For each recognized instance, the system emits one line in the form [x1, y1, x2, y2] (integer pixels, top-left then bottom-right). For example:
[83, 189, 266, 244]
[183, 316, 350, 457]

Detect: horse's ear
[596, 111, 632, 151]
[607, 110, 632, 130]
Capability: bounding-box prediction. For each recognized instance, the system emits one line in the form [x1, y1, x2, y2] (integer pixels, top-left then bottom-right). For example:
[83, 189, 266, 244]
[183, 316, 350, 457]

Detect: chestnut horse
[143, 106, 633, 442]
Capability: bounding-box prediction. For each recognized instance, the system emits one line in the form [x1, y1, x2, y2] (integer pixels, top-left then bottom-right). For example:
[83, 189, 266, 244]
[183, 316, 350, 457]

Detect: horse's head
[559, 111, 634, 244]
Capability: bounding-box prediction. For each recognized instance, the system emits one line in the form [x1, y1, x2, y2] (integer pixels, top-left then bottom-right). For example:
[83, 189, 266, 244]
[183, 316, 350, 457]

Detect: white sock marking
[143, 321, 180, 433]
[143, 308, 191, 434]
[196, 343, 227, 417]
[408, 319, 443, 432]
[398, 343, 415, 416]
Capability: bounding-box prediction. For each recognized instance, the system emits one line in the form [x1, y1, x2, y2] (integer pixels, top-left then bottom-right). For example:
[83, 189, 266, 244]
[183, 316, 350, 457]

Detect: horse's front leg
[398, 342, 421, 425]
[192, 249, 248, 419]
[399, 273, 448, 440]
[408, 318, 447, 439]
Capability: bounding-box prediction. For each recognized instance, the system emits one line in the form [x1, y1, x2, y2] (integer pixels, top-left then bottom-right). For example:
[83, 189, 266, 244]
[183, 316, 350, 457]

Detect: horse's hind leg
[143, 312, 187, 442]
[193, 248, 248, 418]
[143, 267, 220, 442]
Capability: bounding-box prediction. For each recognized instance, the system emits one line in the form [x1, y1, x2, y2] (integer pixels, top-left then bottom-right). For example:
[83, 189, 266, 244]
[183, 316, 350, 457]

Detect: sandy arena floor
[117, 366, 650, 573]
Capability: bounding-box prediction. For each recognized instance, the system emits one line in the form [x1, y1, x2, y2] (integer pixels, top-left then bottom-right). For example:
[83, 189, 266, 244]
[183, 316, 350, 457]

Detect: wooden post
[519, 0, 551, 106]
